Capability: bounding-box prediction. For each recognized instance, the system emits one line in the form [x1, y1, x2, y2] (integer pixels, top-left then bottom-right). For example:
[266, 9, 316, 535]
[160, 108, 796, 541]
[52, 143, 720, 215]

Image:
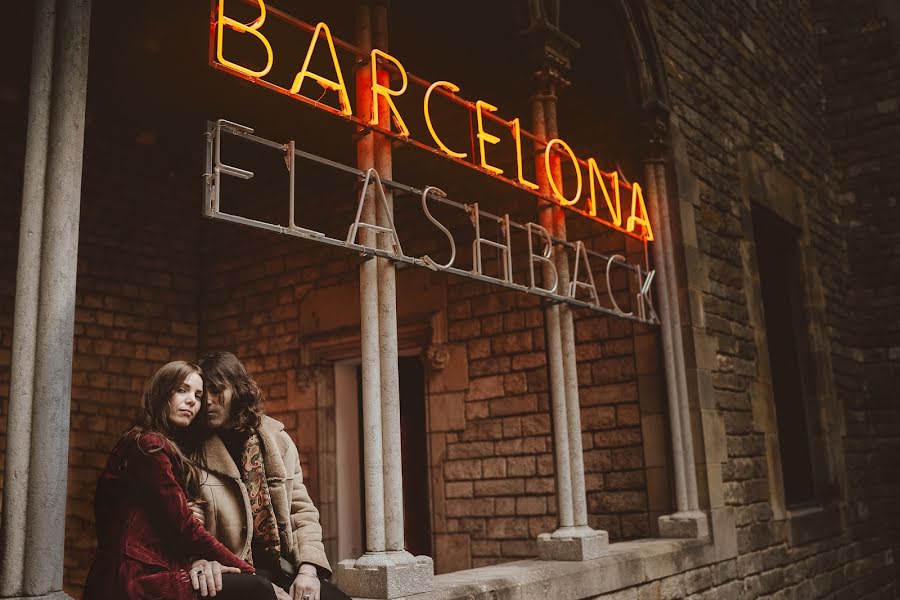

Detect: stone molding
[373, 536, 731, 600]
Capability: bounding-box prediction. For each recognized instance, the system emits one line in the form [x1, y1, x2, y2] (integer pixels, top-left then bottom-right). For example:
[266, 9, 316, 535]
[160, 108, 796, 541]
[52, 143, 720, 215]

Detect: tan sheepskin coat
[197, 415, 331, 575]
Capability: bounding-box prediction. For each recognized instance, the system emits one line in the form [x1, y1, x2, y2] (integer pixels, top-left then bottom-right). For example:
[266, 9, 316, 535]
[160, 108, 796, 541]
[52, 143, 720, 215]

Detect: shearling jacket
[83, 432, 253, 600]
[197, 415, 332, 576]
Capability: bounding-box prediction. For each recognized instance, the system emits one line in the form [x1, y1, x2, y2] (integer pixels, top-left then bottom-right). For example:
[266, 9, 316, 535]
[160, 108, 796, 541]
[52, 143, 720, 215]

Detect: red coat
[83, 432, 254, 600]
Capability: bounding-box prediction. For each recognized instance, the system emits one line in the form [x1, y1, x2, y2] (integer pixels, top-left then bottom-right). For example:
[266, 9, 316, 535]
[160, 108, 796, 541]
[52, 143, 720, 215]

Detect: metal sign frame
[203, 119, 658, 325]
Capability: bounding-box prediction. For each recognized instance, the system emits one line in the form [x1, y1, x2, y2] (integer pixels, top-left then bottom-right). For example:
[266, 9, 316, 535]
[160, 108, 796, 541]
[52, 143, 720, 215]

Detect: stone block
[537, 528, 609, 561]
[658, 511, 709, 539]
[428, 344, 469, 393]
[428, 392, 466, 432]
[335, 552, 434, 599]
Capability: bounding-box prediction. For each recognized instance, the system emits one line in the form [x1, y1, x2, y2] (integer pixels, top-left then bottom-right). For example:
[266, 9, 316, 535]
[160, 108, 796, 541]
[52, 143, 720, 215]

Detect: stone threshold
[350, 537, 720, 600]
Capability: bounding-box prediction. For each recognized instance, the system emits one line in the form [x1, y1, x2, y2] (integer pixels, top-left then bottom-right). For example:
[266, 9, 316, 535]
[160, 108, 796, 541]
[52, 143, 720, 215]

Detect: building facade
[0, 1, 898, 599]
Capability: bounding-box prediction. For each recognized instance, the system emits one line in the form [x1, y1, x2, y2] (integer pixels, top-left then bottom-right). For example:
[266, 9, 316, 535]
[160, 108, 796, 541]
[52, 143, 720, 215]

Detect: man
[195, 351, 350, 600]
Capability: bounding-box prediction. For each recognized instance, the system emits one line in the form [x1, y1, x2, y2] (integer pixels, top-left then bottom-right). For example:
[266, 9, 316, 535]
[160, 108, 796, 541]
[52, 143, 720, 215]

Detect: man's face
[206, 384, 235, 430]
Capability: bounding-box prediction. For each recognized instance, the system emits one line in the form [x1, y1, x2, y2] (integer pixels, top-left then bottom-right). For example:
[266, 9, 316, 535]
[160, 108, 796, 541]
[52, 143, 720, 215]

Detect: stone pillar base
[2, 593, 75, 600]
[335, 551, 434, 599]
[658, 510, 709, 538]
[537, 526, 609, 561]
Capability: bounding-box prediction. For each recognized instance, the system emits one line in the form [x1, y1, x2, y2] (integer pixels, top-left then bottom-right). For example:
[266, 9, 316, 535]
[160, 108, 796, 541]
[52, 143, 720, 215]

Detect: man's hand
[288, 564, 320, 600]
[187, 501, 206, 526]
[273, 584, 293, 600]
[190, 559, 240, 597]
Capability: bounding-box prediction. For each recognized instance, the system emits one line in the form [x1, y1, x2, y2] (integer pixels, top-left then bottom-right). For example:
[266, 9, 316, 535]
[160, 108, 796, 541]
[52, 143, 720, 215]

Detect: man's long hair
[199, 351, 264, 432]
[131, 360, 209, 500]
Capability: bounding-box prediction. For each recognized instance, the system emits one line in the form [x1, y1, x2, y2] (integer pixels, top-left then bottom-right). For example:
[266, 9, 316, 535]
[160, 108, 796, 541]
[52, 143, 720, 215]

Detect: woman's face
[167, 372, 203, 429]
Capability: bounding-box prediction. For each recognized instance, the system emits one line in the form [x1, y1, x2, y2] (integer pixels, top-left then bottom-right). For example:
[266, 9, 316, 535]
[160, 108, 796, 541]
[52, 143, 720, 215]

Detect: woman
[83, 361, 279, 600]
[196, 351, 351, 600]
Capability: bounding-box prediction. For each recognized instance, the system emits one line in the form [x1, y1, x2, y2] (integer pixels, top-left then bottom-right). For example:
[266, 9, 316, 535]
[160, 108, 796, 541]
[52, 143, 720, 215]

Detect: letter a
[346, 169, 404, 257]
[568, 241, 600, 306]
[291, 22, 352, 116]
[625, 182, 654, 241]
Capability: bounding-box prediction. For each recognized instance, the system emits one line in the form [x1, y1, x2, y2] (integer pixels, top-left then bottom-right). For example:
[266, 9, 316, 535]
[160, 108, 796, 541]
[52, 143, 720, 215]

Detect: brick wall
[633, 0, 899, 597]
[61, 126, 204, 590]
[1, 1, 898, 599]
[815, 0, 900, 586]
[0, 112, 204, 594]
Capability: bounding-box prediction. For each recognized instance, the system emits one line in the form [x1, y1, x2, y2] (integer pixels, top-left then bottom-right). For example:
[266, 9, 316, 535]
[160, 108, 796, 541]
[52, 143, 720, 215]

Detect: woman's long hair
[198, 351, 264, 432]
[131, 360, 209, 500]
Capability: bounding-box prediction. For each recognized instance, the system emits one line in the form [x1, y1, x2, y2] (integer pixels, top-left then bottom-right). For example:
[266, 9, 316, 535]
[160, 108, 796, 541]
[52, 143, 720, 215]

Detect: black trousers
[217, 573, 277, 600]
[216, 570, 352, 600]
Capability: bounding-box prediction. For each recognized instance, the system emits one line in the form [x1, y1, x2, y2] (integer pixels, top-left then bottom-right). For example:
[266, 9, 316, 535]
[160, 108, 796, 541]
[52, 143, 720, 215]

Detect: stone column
[532, 89, 576, 538]
[0, 1, 92, 598]
[535, 77, 607, 561]
[0, 0, 56, 594]
[642, 112, 707, 538]
[354, 2, 389, 563]
[336, 2, 434, 597]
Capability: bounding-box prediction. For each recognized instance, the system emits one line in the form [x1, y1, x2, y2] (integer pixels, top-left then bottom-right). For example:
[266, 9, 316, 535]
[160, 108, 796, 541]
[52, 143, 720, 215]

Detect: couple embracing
[83, 352, 350, 600]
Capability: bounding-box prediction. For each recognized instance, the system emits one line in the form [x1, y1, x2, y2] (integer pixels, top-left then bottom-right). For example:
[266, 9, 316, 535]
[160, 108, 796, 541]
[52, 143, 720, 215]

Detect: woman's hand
[288, 565, 320, 600]
[190, 559, 241, 597]
[187, 501, 206, 526]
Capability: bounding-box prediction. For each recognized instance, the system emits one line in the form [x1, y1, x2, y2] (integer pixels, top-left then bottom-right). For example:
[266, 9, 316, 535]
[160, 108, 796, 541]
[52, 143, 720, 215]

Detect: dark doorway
[399, 356, 431, 557]
[752, 203, 816, 506]
[354, 357, 431, 556]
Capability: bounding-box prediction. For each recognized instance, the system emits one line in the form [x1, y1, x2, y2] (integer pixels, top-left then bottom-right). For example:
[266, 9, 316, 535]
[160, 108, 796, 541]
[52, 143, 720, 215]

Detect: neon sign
[203, 120, 658, 323]
[210, 0, 655, 242]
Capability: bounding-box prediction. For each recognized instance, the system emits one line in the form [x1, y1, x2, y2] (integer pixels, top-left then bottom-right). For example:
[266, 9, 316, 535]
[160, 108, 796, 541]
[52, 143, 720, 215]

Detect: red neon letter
[587, 159, 622, 226]
[544, 138, 582, 206]
[475, 100, 504, 175]
[290, 22, 352, 116]
[216, 0, 273, 78]
[625, 183, 654, 241]
[511, 118, 539, 190]
[424, 81, 467, 158]
[370, 49, 410, 137]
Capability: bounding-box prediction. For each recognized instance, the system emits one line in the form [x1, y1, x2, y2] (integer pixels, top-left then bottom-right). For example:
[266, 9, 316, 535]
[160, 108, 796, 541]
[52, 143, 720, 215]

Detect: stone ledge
[347, 537, 720, 600]
[783, 503, 845, 547]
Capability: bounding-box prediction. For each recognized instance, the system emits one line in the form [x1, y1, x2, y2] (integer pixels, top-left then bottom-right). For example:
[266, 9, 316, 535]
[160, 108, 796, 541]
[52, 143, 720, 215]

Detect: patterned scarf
[239, 433, 281, 567]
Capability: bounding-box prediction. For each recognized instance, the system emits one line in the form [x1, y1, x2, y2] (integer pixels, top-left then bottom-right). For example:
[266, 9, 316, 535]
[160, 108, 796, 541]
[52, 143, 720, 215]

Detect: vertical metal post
[22, 0, 91, 595]
[372, 1, 406, 555]
[0, 0, 56, 594]
[355, 1, 387, 555]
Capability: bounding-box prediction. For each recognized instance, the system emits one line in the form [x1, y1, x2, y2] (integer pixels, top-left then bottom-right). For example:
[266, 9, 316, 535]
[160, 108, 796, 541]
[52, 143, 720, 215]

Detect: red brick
[516, 496, 547, 516]
[468, 338, 491, 359]
[474, 478, 525, 497]
[446, 498, 495, 517]
[490, 394, 537, 417]
[511, 352, 546, 369]
[447, 441, 494, 460]
[616, 404, 641, 426]
[582, 406, 616, 429]
[502, 373, 527, 394]
[492, 331, 532, 354]
[482, 457, 507, 479]
[506, 456, 536, 477]
[445, 459, 482, 480]
[486, 517, 528, 539]
[468, 375, 505, 400]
